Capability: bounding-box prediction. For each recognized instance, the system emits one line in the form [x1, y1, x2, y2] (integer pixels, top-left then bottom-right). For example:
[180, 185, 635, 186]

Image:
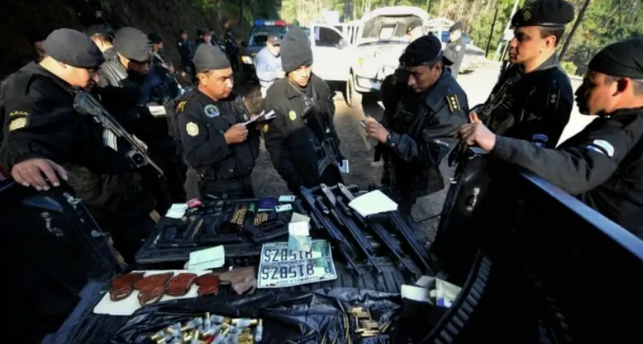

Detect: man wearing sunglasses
[0, 29, 155, 262]
[97, 27, 185, 206]
[366, 34, 468, 215]
[460, 39, 643, 240]
[470, 0, 575, 150]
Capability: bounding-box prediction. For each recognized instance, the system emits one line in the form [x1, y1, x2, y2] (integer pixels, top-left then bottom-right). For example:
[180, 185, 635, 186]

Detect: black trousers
[199, 175, 255, 200]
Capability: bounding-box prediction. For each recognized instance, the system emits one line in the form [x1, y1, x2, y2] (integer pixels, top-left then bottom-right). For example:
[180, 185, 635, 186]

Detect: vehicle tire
[345, 75, 360, 108]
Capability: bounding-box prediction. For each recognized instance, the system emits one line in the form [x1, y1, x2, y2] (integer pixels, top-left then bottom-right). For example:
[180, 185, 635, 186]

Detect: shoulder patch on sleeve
[589, 139, 615, 157]
[446, 94, 461, 113]
[176, 100, 187, 113]
[186, 121, 199, 137]
[8, 117, 29, 131]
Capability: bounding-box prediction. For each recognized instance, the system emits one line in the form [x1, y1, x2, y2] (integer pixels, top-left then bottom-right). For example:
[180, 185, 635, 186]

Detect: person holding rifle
[471, 0, 575, 149]
[262, 26, 346, 194]
[461, 38, 643, 240]
[0, 29, 156, 261]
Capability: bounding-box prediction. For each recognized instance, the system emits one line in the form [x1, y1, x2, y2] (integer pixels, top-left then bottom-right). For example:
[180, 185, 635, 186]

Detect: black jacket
[0, 63, 154, 220]
[443, 36, 466, 77]
[177, 90, 260, 193]
[491, 108, 643, 240]
[476, 54, 574, 149]
[263, 75, 342, 192]
[380, 69, 468, 198]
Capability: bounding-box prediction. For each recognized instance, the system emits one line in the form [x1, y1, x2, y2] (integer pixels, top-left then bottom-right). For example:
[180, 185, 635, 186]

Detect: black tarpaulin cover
[112, 288, 400, 344]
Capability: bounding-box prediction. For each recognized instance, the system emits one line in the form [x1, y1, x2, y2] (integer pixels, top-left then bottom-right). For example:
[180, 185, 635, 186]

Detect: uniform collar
[604, 107, 643, 118]
[285, 78, 312, 100]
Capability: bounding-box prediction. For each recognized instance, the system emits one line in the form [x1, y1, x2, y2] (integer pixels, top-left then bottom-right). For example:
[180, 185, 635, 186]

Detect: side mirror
[338, 39, 348, 49]
[240, 40, 247, 47]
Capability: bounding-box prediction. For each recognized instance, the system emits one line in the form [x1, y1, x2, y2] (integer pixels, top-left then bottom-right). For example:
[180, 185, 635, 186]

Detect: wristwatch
[385, 133, 394, 147]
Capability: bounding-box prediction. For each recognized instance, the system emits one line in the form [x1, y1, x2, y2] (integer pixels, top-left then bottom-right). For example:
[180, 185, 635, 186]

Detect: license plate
[257, 240, 337, 288]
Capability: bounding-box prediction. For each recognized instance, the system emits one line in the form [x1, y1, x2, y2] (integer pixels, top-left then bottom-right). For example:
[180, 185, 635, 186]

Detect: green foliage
[272, 0, 641, 71]
[560, 61, 578, 75]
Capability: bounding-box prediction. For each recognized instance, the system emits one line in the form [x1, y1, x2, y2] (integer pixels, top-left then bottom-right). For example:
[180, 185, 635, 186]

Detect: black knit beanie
[281, 26, 313, 73]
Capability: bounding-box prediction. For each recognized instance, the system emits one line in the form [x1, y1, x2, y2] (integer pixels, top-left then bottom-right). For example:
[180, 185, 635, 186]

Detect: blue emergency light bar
[254, 19, 287, 27]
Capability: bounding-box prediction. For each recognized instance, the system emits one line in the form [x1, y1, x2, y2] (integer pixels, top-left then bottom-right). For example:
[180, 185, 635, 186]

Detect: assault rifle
[297, 189, 362, 275]
[73, 91, 164, 176]
[318, 184, 382, 274]
[336, 183, 421, 276]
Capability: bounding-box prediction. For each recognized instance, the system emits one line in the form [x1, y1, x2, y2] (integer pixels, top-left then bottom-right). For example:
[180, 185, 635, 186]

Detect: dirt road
[251, 61, 594, 240]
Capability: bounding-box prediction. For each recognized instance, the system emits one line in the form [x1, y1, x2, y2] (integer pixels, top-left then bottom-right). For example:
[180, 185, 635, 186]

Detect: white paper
[165, 203, 188, 219]
[290, 212, 310, 223]
[415, 275, 434, 289]
[288, 221, 310, 236]
[279, 195, 296, 202]
[275, 204, 292, 212]
[348, 190, 398, 217]
[187, 245, 225, 271]
[338, 159, 350, 174]
[401, 284, 432, 303]
[243, 110, 275, 125]
[148, 105, 167, 117]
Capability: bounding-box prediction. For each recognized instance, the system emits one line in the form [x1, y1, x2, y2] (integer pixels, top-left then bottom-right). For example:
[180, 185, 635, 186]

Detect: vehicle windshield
[248, 27, 288, 47]
[359, 15, 423, 45]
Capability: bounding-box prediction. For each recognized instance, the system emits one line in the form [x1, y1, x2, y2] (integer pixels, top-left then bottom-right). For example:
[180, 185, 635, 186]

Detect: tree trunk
[485, 4, 500, 57]
[239, 0, 244, 23]
[559, 0, 591, 60]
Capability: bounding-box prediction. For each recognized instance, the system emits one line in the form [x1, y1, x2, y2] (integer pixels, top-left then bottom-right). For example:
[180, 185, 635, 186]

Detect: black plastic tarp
[112, 288, 401, 344]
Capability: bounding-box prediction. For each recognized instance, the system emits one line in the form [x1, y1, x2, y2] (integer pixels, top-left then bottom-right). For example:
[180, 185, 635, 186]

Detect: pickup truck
[343, 6, 431, 107]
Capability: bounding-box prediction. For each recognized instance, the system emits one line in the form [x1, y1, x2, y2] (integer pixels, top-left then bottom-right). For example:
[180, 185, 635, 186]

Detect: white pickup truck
[343, 6, 431, 107]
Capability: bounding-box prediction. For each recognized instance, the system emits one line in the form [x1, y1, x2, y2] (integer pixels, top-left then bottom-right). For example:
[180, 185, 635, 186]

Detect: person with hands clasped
[177, 43, 261, 199]
[459, 39, 643, 240]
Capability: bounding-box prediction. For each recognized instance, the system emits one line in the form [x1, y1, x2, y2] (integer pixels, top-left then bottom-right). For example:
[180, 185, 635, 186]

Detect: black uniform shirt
[479, 54, 574, 148]
[443, 36, 467, 77]
[382, 69, 469, 197]
[177, 90, 259, 179]
[0, 62, 129, 174]
[491, 108, 643, 239]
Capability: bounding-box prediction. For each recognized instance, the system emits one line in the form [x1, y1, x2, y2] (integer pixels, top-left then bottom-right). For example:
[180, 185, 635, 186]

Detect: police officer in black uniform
[368, 34, 468, 215]
[177, 44, 260, 199]
[460, 38, 643, 240]
[0, 29, 155, 261]
[472, 0, 575, 149]
[177, 29, 195, 78]
[443, 22, 467, 79]
[263, 26, 345, 194]
[97, 27, 184, 205]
